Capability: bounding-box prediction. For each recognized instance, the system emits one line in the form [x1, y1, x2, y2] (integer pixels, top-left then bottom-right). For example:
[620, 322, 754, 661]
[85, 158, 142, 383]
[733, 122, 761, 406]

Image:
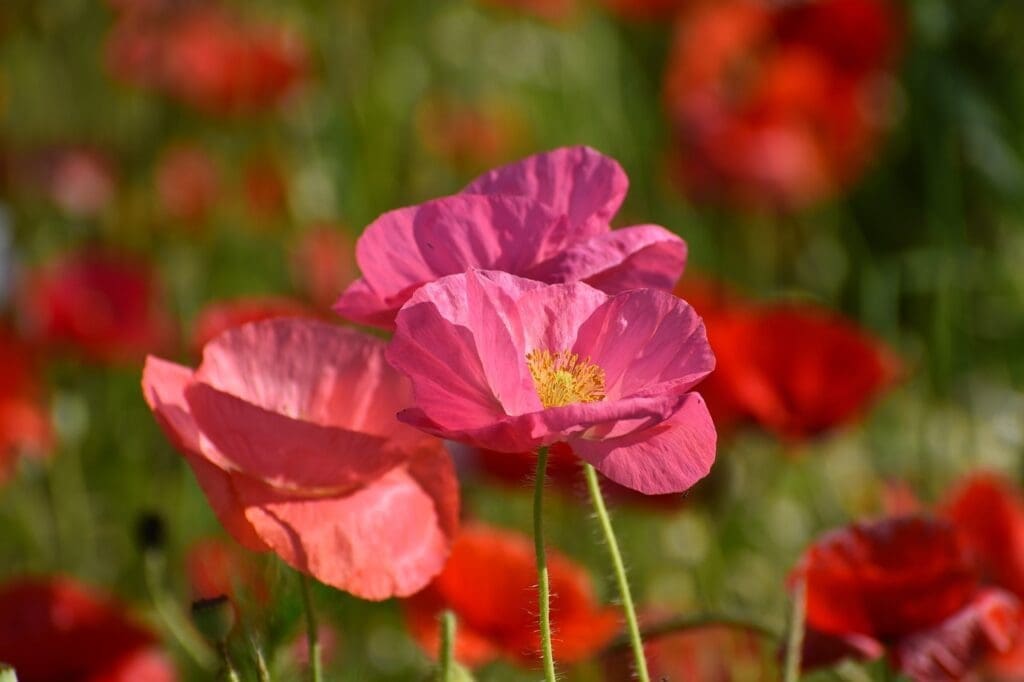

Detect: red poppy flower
[20, 250, 175, 364]
[605, 623, 769, 680]
[190, 296, 313, 355]
[416, 94, 525, 173]
[0, 576, 175, 682]
[106, 8, 306, 116]
[794, 516, 1020, 680]
[403, 523, 620, 668]
[942, 475, 1024, 679]
[185, 537, 269, 604]
[663, 0, 899, 210]
[677, 279, 898, 440]
[290, 226, 357, 310]
[0, 329, 52, 481]
[155, 142, 220, 223]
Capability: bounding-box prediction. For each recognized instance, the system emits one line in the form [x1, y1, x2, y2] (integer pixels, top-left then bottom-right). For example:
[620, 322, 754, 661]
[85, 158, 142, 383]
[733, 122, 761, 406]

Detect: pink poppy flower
[141, 318, 459, 600]
[335, 146, 687, 330]
[386, 269, 716, 495]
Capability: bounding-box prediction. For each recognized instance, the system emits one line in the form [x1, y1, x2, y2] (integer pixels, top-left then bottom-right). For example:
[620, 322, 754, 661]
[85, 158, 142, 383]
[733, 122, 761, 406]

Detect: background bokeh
[1, 0, 1024, 679]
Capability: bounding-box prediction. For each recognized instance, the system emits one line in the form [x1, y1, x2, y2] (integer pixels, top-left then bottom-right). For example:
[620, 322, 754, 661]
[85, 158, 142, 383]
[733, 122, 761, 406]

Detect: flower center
[526, 349, 606, 409]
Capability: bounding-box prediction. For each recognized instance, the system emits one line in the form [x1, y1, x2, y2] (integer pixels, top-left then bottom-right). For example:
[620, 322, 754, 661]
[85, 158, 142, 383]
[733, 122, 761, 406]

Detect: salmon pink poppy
[335, 146, 688, 330]
[403, 523, 619, 667]
[387, 269, 716, 495]
[21, 250, 175, 364]
[190, 296, 313, 354]
[663, 0, 899, 210]
[0, 328, 52, 481]
[794, 516, 1020, 680]
[0, 576, 176, 682]
[142, 318, 459, 600]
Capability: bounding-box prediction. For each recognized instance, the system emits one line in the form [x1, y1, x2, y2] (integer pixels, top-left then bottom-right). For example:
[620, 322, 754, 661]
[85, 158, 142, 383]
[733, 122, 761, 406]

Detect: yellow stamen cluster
[526, 349, 606, 409]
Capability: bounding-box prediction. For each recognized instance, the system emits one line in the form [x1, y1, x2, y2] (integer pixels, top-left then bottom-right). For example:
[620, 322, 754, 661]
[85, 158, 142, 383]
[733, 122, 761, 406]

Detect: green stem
[142, 552, 217, 670]
[783, 577, 807, 682]
[533, 446, 558, 682]
[298, 574, 322, 682]
[437, 610, 456, 681]
[220, 641, 241, 682]
[583, 463, 650, 682]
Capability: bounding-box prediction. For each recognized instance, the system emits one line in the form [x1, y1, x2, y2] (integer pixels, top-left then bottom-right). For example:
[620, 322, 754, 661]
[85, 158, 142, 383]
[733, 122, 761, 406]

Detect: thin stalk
[533, 445, 558, 682]
[298, 573, 322, 682]
[142, 551, 217, 670]
[582, 463, 650, 682]
[437, 610, 456, 681]
[783, 577, 807, 682]
[220, 641, 241, 682]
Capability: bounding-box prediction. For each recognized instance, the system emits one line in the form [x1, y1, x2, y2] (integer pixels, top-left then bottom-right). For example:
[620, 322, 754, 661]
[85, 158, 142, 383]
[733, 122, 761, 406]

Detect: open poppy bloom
[190, 296, 314, 354]
[663, 0, 899, 210]
[0, 328, 51, 481]
[335, 146, 687, 330]
[403, 523, 619, 667]
[0, 576, 175, 682]
[794, 516, 1020, 681]
[943, 475, 1024, 679]
[678, 278, 899, 440]
[21, 250, 175, 364]
[387, 269, 716, 495]
[142, 318, 459, 600]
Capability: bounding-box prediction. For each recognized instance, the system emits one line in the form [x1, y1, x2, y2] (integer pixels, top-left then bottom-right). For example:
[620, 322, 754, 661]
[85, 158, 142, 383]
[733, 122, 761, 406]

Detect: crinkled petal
[195, 318, 416, 439]
[516, 280, 609, 354]
[569, 392, 716, 494]
[574, 288, 715, 400]
[141, 356, 266, 551]
[185, 382, 400, 493]
[895, 589, 1021, 682]
[462, 146, 628, 235]
[233, 463, 455, 600]
[526, 224, 687, 294]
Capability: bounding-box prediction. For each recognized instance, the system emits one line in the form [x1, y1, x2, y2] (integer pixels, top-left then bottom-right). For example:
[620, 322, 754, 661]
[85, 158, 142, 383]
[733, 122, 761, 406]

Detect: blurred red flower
[403, 523, 620, 668]
[0, 576, 175, 682]
[605, 623, 769, 680]
[190, 296, 313, 355]
[677, 278, 899, 440]
[155, 142, 220, 223]
[5, 146, 117, 218]
[416, 95, 526, 174]
[185, 537, 269, 604]
[106, 7, 306, 116]
[20, 250, 175, 364]
[0, 328, 52, 480]
[943, 475, 1024, 679]
[663, 0, 899, 210]
[794, 516, 1020, 680]
[242, 155, 288, 220]
[290, 226, 357, 311]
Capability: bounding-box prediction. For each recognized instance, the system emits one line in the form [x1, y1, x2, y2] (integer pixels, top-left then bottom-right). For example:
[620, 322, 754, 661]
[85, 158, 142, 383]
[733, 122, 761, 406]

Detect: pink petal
[516, 281, 609, 353]
[895, 589, 1021, 682]
[141, 356, 266, 551]
[234, 462, 456, 600]
[526, 224, 687, 294]
[185, 382, 401, 493]
[343, 194, 567, 325]
[330, 278, 397, 329]
[195, 318, 418, 440]
[569, 392, 716, 494]
[462, 146, 628, 235]
[574, 288, 715, 400]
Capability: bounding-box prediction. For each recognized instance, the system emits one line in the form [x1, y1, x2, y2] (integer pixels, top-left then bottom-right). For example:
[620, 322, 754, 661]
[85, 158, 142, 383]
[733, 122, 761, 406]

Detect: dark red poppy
[290, 226, 357, 311]
[0, 576, 175, 682]
[403, 523, 620, 668]
[942, 475, 1024, 679]
[155, 142, 220, 223]
[0, 328, 52, 481]
[106, 8, 306, 116]
[663, 0, 899, 210]
[20, 250, 175, 364]
[677, 279, 898, 440]
[794, 516, 1020, 680]
[190, 296, 313, 354]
